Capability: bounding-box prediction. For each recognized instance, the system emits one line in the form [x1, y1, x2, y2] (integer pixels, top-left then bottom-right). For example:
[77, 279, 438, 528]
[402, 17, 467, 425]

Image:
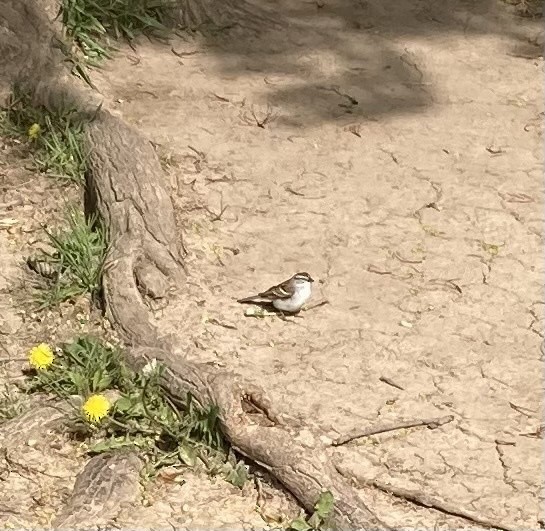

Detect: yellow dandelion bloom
[28, 343, 54, 370]
[27, 123, 41, 139]
[82, 394, 110, 423]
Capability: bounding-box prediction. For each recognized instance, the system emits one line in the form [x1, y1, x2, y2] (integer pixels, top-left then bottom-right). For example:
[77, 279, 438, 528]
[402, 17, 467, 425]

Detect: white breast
[272, 281, 312, 312]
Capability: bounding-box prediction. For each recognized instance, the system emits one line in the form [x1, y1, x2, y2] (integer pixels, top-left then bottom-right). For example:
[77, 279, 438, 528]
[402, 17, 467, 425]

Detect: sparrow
[237, 272, 314, 313]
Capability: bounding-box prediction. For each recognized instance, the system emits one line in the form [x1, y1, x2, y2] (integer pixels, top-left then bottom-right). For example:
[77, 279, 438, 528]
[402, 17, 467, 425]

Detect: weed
[60, 0, 174, 63]
[26, 336, 232, 478]
[288, 491, 336, 531]
[0, 90, 87, 184]
[31, 207, 107, 309]
[27, 337, 128, 397]
[0, 383, 28, 424]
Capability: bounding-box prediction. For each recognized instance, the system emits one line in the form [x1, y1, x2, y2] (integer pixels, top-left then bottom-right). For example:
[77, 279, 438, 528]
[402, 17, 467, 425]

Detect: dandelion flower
[27, 123, 41, 139]
[28, 343, 54, 370]
[82, 394, 110, 423]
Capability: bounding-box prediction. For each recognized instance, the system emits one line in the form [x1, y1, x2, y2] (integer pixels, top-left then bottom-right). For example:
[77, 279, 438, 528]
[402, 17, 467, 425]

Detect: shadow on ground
[178, 0, 543, 124]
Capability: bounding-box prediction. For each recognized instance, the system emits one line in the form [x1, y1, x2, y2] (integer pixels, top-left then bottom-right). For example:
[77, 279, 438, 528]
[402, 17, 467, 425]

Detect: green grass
[0, 90, 87, 184]
[25, 336, 244, 480]
[61, 0, 174, 63]
[0, 91, 104, 308]
[31, 207, 108, 309]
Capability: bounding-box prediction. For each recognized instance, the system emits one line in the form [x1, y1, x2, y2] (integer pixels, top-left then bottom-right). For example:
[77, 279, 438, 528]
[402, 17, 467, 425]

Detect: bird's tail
[237, 295, 266, 304]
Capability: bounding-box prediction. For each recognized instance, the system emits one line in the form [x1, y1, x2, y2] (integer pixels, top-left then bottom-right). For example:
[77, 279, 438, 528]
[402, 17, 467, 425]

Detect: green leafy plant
[31, 207, 107, 308]
[288, 491, 336, 531]
[26, 336, 231, 477]
[0, 90, 87, 183]
[221, 456, 249, 488]
[27, 337, 128, 397]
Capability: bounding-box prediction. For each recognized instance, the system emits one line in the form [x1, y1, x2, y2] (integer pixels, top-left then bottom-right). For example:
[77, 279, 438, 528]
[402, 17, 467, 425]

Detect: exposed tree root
[53, 452, 142, 528]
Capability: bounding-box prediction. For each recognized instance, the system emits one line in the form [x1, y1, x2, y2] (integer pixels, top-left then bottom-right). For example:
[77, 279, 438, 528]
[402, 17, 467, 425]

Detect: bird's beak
[309, 276, 315, 282]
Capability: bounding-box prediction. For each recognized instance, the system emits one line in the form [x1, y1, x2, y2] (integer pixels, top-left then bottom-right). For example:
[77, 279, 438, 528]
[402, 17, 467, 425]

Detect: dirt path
[1, 0, 542, 528]
[89, 0, 543, 527]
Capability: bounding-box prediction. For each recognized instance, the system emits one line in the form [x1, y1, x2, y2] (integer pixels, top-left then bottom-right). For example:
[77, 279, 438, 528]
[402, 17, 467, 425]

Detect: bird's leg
[276, 311, 304, 323]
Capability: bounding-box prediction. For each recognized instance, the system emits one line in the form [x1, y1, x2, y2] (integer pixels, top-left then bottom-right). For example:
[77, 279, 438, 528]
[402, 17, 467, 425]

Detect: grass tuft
[0, 90, 87, 184]
[61, 0, 174, 63]
[31, 207, 108, 309]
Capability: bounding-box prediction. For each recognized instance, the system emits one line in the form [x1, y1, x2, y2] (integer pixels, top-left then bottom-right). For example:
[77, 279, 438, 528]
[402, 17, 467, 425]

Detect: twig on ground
[204, 193, 228, 221]
[242, 105, 277, 128]
[303, 299, 329, 311]
[255, 474, 266, 508]
[368, 478, 519, 531]
[519, 425, 543, 438]
[428, 278, 463, 294]
[332, 415, 454, 446]
[212, 93, 230, 102]
[187, 145, 206, 160]
[171, 47, 199, 58]
[379, 376, 405, 390]
[509, 401, 536, 417]
[285, 185, 305, 196]
[208, 317, 237, 330]
[391, 251, 422, 264]
[366, 265, 393, 275]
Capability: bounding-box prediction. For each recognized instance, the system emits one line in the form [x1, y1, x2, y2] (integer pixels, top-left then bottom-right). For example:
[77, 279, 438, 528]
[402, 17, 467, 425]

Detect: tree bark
[0, 1, 387, 528]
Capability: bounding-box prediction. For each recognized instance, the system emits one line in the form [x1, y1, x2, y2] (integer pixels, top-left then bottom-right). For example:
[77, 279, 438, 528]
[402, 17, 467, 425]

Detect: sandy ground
[1, 0, 543, 528]
[92, 0, 543, 527]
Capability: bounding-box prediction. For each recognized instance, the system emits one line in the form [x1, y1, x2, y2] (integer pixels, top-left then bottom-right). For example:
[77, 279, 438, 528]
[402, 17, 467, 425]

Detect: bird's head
[293, 272, 314, 285]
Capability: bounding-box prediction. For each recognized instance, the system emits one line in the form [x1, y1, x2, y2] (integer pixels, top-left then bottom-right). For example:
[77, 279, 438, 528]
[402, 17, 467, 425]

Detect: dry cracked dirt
[1, 0, 544, 529]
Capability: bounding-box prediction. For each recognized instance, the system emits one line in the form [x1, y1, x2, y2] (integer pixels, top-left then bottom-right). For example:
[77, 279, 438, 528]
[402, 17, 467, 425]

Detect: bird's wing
[258, 279, 294, 300]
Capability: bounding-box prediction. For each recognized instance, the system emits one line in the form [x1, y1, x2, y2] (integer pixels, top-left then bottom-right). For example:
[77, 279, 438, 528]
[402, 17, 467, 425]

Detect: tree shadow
[192, 0, 543, 125]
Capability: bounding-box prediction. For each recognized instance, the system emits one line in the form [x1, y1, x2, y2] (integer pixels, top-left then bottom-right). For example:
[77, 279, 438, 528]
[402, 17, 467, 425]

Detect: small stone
[319, 435, 333, 445]
[0, 315, 22, 334]
[400, 320, 413, 328]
